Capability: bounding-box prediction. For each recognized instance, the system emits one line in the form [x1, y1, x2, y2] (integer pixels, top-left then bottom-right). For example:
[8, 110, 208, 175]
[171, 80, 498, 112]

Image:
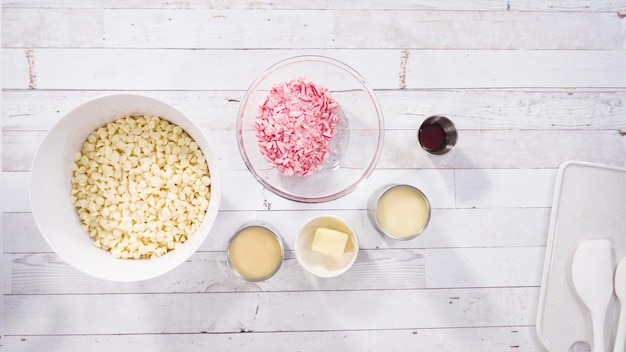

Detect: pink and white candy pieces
[255, 77, 340, 176]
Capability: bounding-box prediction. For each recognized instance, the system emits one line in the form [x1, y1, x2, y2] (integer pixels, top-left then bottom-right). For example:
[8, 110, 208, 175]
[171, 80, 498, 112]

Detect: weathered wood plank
[7, 246, 543, 294]
[510, 0, 626, 11]
[406, 50, 626, 89]
[8, 249, 425, 293]
[1, 130, 246, 172]
[3, 287, 538, 334]
[2, 9, 104, 47]
[0, 0, 510, 10]
[0, 168, 457, 213]
[2, 131, 44, 172]
[4, 89, 626, 131]
[0, 49, 399, 90]
[2, 90, 244, 131]
[3, 168, 457, 212]
[378, 130, 626, 170]
[254, 168, 458, 211]
[5, 129, 624, 172]
[4, 9, 623, 49]
[334, 10, 626, 50]
[455, 168, 556, 208]
[1, 167, 556, 214]
[3, 212, 54, 253]
[3, 0, 625, 11]
[3, 207, 550, 254]
[376, 89, 626, 130]
[2, 9, 333, 49]
[3, 327, 545, 352]
[258, 207, 550, 249]
[425, 247, 545, 288]
[1, 172, 30, 213]
[3, 49, 625, 90]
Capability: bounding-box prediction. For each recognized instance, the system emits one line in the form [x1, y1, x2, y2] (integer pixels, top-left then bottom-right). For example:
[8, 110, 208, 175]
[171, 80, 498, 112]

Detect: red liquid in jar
[419, 124, 446, 151]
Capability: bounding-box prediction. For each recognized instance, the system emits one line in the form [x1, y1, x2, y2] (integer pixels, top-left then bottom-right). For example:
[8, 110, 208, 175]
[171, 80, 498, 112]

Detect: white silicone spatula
[613, 257, 626, 352]
[572, 239, 614, 352]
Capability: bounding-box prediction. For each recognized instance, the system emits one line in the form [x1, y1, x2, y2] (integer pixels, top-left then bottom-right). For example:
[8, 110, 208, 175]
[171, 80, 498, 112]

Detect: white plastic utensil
[571, 239, 614, 352]
[614, 257, 626, 352]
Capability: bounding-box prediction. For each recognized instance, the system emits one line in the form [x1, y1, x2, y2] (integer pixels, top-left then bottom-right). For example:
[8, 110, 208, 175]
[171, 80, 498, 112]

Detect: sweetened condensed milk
[228, 224, 283, 281]
[374, 185, 430, 239]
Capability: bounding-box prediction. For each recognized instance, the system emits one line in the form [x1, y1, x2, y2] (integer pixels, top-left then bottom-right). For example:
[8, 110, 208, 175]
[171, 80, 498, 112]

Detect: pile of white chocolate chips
[70, 115, 211, 259]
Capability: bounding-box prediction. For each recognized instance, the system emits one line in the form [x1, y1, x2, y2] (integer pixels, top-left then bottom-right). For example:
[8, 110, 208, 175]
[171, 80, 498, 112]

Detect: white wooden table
[2, 1, 625, 351]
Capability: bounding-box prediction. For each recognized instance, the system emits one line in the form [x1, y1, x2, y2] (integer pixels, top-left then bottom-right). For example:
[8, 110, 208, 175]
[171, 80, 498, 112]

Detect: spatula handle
[593, 310, 607, 352]
[614, 304, 626, 352]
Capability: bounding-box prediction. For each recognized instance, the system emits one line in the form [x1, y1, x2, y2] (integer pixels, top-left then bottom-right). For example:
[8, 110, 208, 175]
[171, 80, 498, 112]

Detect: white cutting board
[537, 161, 626, 352]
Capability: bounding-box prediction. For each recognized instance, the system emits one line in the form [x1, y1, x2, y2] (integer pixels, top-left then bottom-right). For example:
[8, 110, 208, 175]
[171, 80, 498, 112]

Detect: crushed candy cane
[255, 77, 340, 176]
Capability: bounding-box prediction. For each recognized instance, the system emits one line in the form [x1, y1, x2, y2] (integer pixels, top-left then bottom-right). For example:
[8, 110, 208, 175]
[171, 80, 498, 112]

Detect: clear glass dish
[236, 56, 384, 203]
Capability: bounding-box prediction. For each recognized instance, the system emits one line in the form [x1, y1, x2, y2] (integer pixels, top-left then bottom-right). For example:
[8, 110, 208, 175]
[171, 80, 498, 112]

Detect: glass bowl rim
[236, 55, 385, 203]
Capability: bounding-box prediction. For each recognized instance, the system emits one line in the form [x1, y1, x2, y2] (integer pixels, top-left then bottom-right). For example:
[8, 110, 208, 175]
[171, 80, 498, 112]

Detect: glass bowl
[236, 56, 384, 202]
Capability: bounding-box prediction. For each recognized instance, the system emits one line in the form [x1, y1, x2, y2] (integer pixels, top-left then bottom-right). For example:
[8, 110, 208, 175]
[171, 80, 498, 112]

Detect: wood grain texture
[4, 9, 624, 49]
[405, 50, 626, 89]
[3, 49, 626, 90]
[3, 1, 626, 351]
[3, 207, 550, 253]
[2, 0, 624, 11]
[4, 287, 537, 334]
[510, 0, 626, 11]
[0, 167, 558, 214]
[4, 327, 545, 352]
[455, 169, 556, 208]
[7, 246, 544, 294]
[7, 249, 425, 294]
[3, 8, 333, 49]
[4, 89, 626, 131]
[6, 0, 491, 10]
[333, 10, 626, 50]
[4, 129, 625, 172]
[425, 247, 544, 288]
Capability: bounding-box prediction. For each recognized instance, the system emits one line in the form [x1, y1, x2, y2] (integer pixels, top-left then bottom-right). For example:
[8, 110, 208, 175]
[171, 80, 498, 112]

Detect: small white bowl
[295, 215, 359, 278]
[30, 94, 221, 282]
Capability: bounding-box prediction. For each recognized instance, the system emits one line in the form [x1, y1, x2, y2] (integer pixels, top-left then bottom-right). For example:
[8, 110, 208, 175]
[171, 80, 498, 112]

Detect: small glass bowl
[227, 221, 284, 282]
[367, 184, 431, 240]
[236, 55, 384, 203]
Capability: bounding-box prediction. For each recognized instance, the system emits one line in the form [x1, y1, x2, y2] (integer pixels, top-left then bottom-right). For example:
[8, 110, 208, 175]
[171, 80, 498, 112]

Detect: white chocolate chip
[71, 115, 211, 260]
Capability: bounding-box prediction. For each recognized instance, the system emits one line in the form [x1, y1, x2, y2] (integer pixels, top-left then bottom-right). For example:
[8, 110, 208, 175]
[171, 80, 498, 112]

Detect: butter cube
[311, 227, 349, 258]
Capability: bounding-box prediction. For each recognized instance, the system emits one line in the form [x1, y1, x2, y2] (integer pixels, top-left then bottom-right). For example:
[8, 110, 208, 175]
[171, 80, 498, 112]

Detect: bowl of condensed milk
[367, 184, 431, 240]
[227, 221, 284, 281]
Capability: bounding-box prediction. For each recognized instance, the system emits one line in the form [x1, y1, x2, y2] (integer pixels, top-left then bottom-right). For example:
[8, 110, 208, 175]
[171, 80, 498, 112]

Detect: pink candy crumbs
[255, 77, 340, 176]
